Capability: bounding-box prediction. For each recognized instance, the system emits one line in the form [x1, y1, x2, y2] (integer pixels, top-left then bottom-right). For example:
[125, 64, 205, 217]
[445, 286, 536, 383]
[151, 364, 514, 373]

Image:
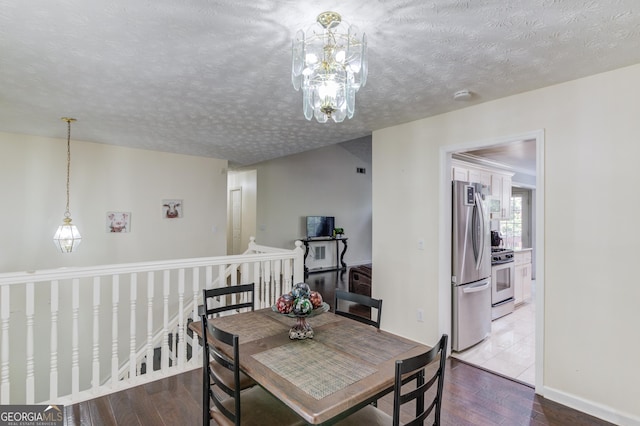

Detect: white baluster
[205, 265, 212, 291]
[253, 262, 262, 308]
[129, 273, 137, 378]
[231, 265, 238, 286]
[26, 282, 34, 403]
[177, 268, 185, 366]
[146, 272, 154, 374]
[191, 267, 201, 363]
[72, 278, 80, 397]
[192, 267, 200, 322]
[50, 280, 59, 400]
[230, 264, 238, 309]
[92, 277, 100, 392]
[242, 263, 250, 308]
[274, 261, 282, 304]
[217, 265, 226, 315]
[264, 261, 272, 309]
[283, 258, 293, 295]
[217, 263, 225, 287]
[1, 285, 9, 404]
[162, 270, 170, 373]
[111, 275, 119, 386]
[241, 263, 250, 285]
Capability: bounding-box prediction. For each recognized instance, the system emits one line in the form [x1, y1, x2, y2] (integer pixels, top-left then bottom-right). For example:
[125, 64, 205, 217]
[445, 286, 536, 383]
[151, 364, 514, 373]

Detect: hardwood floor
[65, 269, 613, 425]
[65, 359, 613, 425]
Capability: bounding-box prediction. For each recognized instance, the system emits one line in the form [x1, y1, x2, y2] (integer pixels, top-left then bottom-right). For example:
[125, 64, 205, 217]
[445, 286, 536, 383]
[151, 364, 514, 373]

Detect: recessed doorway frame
[438, 129, 545, 395]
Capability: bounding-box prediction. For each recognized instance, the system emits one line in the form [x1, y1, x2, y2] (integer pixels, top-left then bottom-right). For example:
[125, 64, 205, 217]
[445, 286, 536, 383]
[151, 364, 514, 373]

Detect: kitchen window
[499, 189, 531, 250]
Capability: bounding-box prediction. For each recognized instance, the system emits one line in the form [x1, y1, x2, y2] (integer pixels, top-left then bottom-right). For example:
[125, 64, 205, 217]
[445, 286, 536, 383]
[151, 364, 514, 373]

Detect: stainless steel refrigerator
[452, 181, 491, 351]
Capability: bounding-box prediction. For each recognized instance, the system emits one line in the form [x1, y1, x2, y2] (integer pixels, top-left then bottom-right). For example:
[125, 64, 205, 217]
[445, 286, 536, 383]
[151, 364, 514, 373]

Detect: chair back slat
[201, 313, 242, 425]
[200, 284, 257, 426]
[393, 334, 448, 426]
[333, 289, 383, 328]
[203, 283, 255, 317]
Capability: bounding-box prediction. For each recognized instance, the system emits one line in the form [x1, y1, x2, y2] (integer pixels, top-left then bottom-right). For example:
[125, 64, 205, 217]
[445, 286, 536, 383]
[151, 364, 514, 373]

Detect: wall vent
[356, 167, 366, 174]
[315, 246, 326, 260]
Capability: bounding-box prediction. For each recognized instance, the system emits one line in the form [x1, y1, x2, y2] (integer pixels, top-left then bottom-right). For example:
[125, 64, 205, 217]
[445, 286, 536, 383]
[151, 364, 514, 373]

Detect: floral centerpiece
[274, 282, 328, 339]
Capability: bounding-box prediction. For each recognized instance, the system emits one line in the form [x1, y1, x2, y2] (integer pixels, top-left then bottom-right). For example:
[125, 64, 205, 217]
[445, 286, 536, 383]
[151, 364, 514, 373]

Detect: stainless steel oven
[491, 249, 515, 320]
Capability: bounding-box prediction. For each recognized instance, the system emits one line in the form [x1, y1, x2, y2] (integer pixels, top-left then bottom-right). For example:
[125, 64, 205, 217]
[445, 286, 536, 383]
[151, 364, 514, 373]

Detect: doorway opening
[440, 130, 545, 393]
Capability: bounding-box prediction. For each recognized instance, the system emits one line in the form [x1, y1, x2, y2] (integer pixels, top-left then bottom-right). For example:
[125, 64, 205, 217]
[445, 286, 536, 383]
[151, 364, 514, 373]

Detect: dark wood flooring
[65, 359, 613, 425]
[64, 269, 614, 425]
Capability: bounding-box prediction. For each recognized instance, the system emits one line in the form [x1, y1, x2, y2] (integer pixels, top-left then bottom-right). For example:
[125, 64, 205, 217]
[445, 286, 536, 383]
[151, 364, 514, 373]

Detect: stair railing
[0, 239, 304, 406]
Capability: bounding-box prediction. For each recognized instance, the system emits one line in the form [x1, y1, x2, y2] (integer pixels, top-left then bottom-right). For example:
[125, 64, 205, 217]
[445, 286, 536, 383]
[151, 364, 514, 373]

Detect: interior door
[231, 188, 242, 254]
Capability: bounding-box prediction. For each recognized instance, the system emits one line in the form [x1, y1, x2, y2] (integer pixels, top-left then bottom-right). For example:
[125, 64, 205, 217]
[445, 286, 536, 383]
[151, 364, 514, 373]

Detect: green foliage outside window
[499, 196, 523, 250]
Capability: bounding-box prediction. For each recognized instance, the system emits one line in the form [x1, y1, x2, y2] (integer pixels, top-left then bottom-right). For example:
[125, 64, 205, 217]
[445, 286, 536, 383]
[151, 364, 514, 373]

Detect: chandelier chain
[61, 117, 76, 218]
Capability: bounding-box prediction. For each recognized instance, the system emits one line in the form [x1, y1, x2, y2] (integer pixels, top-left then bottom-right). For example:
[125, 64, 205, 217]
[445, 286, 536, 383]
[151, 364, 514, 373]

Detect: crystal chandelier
[291, 11, 368, 123]
[53, 117, 82, 253]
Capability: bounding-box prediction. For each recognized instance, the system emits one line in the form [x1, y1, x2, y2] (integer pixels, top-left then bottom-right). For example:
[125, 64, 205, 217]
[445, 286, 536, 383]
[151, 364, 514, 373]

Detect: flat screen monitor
[306, 216, 335, 239]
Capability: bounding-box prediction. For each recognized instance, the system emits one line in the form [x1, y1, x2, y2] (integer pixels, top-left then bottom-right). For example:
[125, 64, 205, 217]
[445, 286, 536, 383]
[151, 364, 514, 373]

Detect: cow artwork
[162, 199, 183, 219]
[106, 212, 130, 233]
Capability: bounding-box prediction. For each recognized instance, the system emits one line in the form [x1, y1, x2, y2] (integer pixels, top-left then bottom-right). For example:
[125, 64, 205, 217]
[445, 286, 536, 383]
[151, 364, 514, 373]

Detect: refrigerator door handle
[473, 192, 486, 270]
[471, 200, 480, 265]
[462, 281, 490, 293]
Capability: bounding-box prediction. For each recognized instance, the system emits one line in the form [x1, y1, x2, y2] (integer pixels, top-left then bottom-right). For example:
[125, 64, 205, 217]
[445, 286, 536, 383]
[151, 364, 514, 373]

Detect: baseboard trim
[544, 386, 640, 426]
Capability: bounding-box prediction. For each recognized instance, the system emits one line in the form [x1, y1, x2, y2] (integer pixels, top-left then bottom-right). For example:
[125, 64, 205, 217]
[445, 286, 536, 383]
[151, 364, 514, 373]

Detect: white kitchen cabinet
[489, 173, 512, 220]
[452, 162, 483, 184]
[452, 164, 471, 182]
[514, 250, 532, 305]
[451, 160, 513, 219]
[468, 168, 481, 184]
[480, 171, 492, 188]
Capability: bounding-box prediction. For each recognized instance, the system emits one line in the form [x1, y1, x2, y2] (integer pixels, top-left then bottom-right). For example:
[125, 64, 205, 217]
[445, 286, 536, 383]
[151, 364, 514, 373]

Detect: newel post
[247, 236, 257, 253]
[293, 240, 305, 284]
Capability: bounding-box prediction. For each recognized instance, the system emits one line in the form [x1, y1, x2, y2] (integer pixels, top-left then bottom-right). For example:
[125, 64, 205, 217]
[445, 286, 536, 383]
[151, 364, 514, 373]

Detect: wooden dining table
[189, 308, 431, 425]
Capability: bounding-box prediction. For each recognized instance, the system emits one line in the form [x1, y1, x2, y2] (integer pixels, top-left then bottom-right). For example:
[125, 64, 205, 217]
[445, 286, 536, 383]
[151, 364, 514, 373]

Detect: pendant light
[53, 117, 82, 252]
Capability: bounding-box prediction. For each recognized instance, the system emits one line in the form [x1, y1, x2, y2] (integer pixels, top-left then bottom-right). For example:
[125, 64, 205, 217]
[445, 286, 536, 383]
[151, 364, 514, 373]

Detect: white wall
[249, 143, 372, 267]
[1, 132, 229, 402]
[0, 132, 228, 273]
[373, 64, 640, 422]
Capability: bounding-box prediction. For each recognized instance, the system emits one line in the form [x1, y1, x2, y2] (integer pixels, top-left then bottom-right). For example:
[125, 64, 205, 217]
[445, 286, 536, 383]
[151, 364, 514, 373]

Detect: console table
[301, 237, 348, 274]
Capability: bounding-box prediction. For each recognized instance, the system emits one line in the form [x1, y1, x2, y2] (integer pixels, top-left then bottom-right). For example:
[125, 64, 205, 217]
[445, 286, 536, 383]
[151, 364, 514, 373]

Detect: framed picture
[162, 199, 183, 219]
[106, 211, 131, 233]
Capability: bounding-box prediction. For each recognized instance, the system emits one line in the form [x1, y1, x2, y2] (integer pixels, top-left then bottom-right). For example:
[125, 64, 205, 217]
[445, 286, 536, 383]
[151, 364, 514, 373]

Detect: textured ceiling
[1, 1, 640, 166]
[456, 139, 537, 175]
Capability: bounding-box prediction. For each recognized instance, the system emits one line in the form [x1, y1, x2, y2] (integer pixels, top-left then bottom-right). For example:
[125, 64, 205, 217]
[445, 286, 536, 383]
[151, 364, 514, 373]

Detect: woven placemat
[252, 340, 376, 400]
[210, 313, 287, 344]
[315, 321, 417, 365]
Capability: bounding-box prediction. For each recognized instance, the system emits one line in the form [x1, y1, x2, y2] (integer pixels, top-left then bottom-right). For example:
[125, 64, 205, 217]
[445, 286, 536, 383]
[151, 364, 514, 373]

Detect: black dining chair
[200, 313, 306, 426]
[201, 285, 256, 392]
[203, 282, 255, 317]
[334, 289, 383, 328]
[334, 334, 448, 426]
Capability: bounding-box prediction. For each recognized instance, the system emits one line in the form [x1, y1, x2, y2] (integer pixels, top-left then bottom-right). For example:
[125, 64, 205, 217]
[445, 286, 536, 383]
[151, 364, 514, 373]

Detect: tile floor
[451, 283, 536, 386]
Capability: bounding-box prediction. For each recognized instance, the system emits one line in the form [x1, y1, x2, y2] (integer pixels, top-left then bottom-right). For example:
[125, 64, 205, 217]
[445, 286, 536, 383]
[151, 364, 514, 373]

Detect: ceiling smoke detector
[453, 90, 472, 101]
